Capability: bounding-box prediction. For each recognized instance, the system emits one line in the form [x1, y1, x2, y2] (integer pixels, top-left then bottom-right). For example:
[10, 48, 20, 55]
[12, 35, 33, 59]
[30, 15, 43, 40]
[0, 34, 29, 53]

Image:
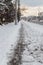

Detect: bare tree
[15, 0, 20, 24]
[17, 0, 20, 22]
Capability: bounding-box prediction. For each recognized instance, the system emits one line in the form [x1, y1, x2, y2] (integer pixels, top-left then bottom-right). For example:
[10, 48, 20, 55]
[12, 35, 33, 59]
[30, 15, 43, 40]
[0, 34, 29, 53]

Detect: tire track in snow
[7, 23, 25, 65]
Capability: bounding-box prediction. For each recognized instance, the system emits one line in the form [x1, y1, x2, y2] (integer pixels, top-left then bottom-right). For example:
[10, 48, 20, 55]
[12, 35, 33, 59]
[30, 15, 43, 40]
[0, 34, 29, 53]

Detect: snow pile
[21, 20, 43, 65]
[0, 22, 21, 65]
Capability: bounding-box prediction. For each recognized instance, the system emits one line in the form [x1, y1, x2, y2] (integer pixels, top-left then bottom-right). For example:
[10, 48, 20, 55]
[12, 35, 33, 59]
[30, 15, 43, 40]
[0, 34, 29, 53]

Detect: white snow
[0, 22, 21, 65]
[20, 20, 43, 65]
[0, 20, 43, 65]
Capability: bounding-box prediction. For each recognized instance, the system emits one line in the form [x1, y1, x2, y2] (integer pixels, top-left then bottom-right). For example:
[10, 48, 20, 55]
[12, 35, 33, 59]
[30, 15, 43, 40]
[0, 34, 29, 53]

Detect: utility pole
[18, 0, 20, 22]
[15, 0, 17, 25]
[15, 0, 20, 24]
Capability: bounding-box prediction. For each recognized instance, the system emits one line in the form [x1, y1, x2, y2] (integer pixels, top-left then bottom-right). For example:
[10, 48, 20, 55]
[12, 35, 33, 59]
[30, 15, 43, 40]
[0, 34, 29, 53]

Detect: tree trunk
[15, 0, 17, 25]
[18, 0, 20, 22]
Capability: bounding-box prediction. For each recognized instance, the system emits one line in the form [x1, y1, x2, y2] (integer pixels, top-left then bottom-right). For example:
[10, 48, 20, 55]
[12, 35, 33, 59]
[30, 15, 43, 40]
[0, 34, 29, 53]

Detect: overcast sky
[20, 0, 43, 6]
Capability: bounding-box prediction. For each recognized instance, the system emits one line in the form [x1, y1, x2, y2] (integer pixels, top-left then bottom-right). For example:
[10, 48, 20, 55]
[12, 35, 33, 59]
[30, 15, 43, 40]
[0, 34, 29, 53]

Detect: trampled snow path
[7, 20, 43, 65]
[0, 20, 43, 65]
[8, 21, 43, 65]
[7, 23, 25, 65]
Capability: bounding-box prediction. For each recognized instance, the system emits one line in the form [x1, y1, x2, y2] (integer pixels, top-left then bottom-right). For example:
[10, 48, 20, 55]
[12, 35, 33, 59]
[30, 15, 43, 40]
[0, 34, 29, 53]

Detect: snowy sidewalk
[0, 22, 21, 65]
[0, 20, 43, 65]
[7, 20, 43, 65]
[7, 22, 25, 65]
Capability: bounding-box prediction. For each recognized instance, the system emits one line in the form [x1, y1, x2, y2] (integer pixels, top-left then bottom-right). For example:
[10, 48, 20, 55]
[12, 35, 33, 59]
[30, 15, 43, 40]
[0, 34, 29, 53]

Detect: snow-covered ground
[21, 20, 43, 65]
[0, 22, 21, 65]
[0, 20, 43, 65]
